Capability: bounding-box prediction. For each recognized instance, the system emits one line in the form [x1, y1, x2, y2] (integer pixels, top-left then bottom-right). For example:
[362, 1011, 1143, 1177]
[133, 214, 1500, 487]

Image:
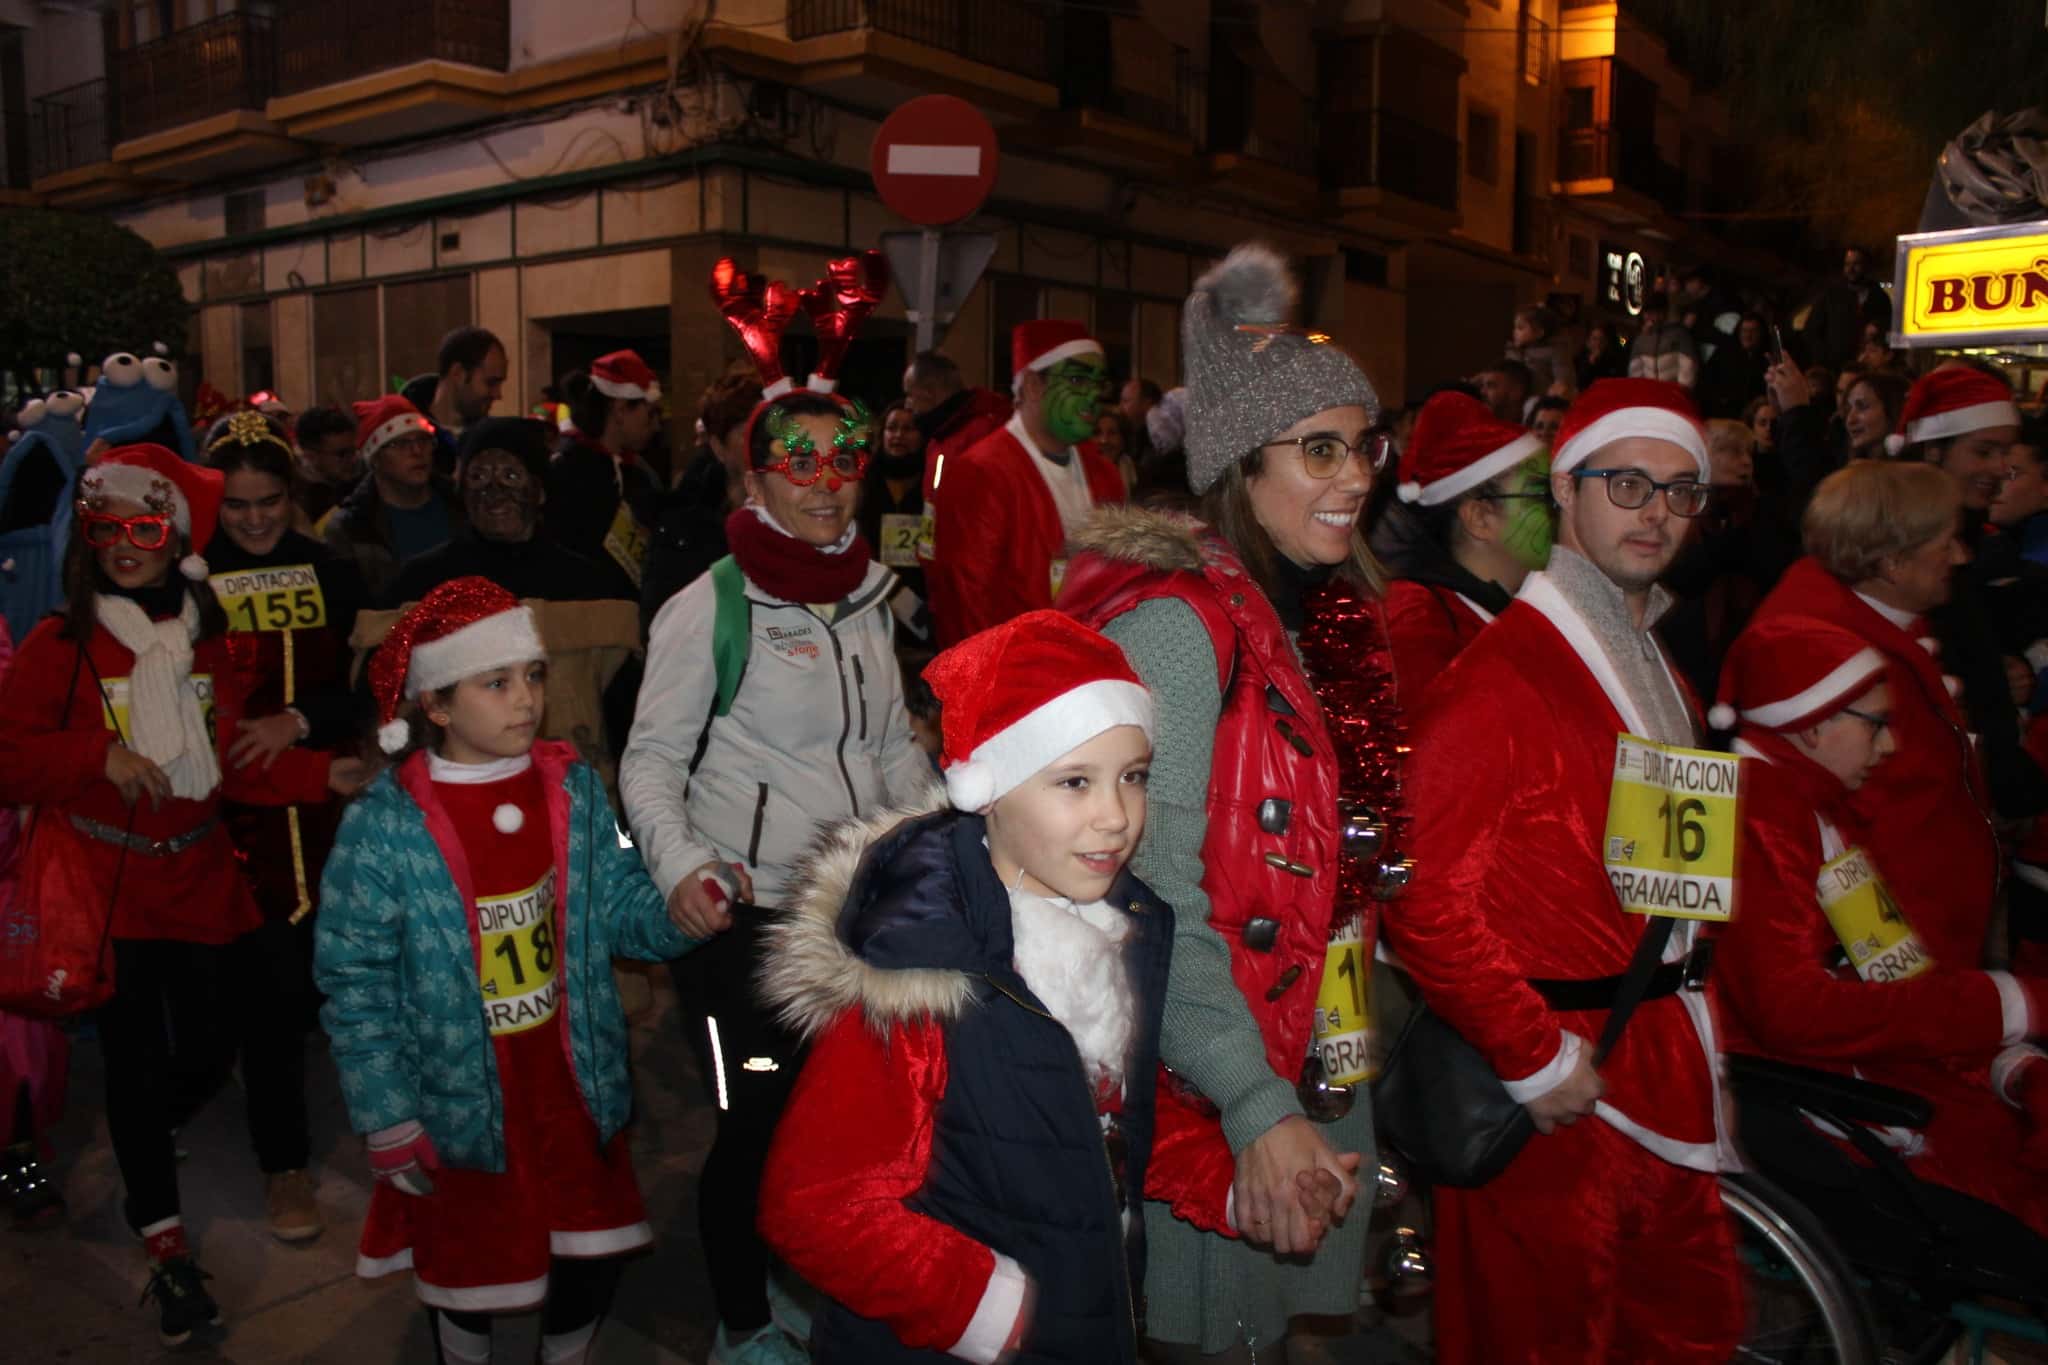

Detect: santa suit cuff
[949, 1252, 1028, 1364]
[1990, 972, 2033, 1045]
[1500, 1031, 1586, 1104]
[1992, 1044, 2046, 1107]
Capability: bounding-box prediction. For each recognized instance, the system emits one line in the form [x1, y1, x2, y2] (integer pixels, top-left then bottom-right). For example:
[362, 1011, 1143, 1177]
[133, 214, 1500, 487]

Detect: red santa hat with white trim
[78, 441, 224, 582]
[352, 395, 435, 462]
[370, 576, 545, 755]
[1709, 614, 1887, 734]
[1012, 320, 1103, 391]
[1397, 390, 1545, 505]
[923, 609, 1153, 812]
[1551, 378, 1709, 481]
[1885, 366, 2020, 456]
[589, 349, 662, 405]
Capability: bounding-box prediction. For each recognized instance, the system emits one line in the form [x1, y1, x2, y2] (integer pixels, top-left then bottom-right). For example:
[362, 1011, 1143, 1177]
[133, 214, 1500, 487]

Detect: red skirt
[355, 1016, 651, 1312]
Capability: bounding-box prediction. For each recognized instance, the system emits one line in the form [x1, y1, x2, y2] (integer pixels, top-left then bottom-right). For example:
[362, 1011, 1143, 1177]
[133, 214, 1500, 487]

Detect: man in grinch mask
[924, 321, 1126, 645]
[1377, 389, 1556, 694]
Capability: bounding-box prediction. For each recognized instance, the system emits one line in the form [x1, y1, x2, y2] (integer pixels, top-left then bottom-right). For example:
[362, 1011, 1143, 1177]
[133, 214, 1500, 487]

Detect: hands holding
[1233, 1115, 1363, 1255]
[666, 860, 754, 939]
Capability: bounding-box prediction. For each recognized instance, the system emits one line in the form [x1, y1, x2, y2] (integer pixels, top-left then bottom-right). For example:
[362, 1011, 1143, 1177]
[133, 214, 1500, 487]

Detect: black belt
[1528, 940, 1715, 1012]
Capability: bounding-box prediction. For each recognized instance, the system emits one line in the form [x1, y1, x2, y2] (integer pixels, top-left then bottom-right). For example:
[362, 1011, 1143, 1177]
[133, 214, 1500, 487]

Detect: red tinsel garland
[1298, 576, 1410, 917]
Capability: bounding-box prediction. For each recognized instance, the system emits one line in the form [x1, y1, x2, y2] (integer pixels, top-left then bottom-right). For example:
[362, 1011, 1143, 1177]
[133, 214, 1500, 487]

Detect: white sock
[436, 1314, 491, 1364]
[540, 1318, 598, 1364]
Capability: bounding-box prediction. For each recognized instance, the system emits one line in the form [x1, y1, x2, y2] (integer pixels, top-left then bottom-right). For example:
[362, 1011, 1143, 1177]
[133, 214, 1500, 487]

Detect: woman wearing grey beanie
[1063, 243, 1403, 1361]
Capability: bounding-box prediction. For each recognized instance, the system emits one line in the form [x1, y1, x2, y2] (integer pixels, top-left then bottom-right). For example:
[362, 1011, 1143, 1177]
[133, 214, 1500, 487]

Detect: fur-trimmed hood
[1068, 502, 1208, 574]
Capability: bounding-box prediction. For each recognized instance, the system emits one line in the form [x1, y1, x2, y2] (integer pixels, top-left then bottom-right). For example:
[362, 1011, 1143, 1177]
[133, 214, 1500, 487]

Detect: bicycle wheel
[1723, 1172, 1883, 1364]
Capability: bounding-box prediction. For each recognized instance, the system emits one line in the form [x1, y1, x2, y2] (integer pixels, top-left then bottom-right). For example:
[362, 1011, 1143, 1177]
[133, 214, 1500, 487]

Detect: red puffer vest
[1061, 508, 1340, 1092]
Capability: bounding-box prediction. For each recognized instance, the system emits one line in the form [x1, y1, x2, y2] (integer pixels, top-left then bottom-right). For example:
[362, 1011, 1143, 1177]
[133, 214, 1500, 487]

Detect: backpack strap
[709, 555, 750, 718]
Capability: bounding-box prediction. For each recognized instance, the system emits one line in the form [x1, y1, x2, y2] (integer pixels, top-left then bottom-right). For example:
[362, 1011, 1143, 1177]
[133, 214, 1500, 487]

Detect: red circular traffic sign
[870, 95, 999, 227]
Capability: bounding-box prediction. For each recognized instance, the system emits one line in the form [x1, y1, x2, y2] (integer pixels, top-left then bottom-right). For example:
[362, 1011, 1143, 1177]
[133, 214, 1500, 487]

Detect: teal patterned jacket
[315, 741, 694, 1171]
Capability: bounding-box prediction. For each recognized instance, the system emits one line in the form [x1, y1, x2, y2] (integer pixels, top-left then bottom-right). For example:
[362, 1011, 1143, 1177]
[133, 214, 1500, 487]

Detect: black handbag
[1373, 915, 1676, 1188]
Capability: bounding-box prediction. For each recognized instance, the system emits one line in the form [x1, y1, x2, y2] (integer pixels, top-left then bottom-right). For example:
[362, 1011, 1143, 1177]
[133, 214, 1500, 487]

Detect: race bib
[1817, 846, 1933, 982]
[1603, 734, 1742, 921]
[101, 674, 215, 744]
[211, 564, 326, 633]
[602, 502, 647, 589]
[915, 510, 936, 561]
[1312, 912, 1373, 1085]
[878, 513, 923, 568]
[476, 870, 559, 1036]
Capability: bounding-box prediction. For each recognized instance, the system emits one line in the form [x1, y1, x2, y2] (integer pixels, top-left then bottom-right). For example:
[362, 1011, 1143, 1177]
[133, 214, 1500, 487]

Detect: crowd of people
[0, 230, 2045, 1365]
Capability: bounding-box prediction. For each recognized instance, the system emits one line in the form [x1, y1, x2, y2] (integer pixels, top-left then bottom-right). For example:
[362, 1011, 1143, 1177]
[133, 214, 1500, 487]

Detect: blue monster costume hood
[0, 384, 91, 641]
[85, 348, 195, 461]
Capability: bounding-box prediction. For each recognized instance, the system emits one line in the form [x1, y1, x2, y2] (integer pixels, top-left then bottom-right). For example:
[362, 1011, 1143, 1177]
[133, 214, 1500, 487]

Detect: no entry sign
[870, 95, 999, 227]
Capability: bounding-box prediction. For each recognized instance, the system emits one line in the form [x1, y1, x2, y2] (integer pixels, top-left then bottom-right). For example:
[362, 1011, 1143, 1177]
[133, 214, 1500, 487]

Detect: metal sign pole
[914, 226, 943, 353]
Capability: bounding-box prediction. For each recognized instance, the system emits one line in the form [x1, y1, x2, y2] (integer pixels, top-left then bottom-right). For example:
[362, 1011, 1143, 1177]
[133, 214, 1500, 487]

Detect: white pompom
[945, 761, 995, 813]
[1884, 433, 1905, 457]
[1396, 482, 1423, 504]
[65, 352, 81, 367]
[377, 718, 412, 754]
[151, 340, 170, 357]
[179, 553, 208, 581]
[1707, 703, 1737, 732]
[492, 803, 524, 834]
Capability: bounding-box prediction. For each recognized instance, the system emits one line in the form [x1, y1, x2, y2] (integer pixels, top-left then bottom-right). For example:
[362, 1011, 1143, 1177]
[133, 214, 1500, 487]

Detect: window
[1564, 85, 1596, 131]
[1518, 9, 1548, 86]
[1467, 105, 1500, 185]
[1344, 248, 1388, 288]
[1568, 234, 1594, 279]
[240, 300, 273, 396]
[990, 277, 1040, 374]
[224, 189, 264, 238]
[383, 275, 472, 386]
[313, 287, 378, 411]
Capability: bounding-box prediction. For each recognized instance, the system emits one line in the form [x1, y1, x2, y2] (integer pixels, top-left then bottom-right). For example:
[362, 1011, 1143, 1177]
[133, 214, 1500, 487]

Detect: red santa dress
[1382, 578, 1493, 700]
[355, 759, 650, 1312]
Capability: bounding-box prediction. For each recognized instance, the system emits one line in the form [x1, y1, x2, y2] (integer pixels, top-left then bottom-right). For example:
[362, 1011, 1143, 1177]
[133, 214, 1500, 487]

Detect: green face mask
[1040, 358, 1107, 447]
[1500, 453, 1556, 571]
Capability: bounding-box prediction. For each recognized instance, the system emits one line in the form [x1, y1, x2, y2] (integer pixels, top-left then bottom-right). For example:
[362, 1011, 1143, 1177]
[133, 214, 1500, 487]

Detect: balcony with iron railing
[1323, 109, 1460, 215]
[274, 0, 510, 97]
[116, 11, 274, 142]
[1060, 46, 1200, 143]
[788, 0, 1054, 83]
[31, 79, 114, 180]
[1559, 124, 1686, 213]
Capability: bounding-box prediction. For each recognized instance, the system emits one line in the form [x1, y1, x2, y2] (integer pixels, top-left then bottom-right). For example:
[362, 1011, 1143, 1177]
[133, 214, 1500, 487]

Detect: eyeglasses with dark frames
[1568, 467, 1712, 517]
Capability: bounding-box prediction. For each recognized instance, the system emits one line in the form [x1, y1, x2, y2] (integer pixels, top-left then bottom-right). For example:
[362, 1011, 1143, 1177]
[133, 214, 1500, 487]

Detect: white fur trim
[950, 1253, 1028, 1364]
[805, 373, 840, 394]
[761, 376, 795, 400]
[361, 411, 432, 460]
[1738, 647, 1885, 730]
[1943, 674, 1963, 699]
[2014, 861, 2048, 895]
[1917, 636, 1940, 657]
[1009, 889, 1135, 1091]
[178, 553, 209, 581]
[1992, 1044, 2044, 1106]
[1410, 432, 1545, 507]
[1020, 337, 1104, 377]
[405, 607, 543, 698]
[1990, 971, 2031, 1046]
[1553, 406, 1709, 479]
[1707, 703, 1737, 731]
[1884, 432, 1907, 456]
[492, 803, 525, 834]
[589, 372, 661, 404]
[81, 463, 188, 532]
[1905, 399, 2021, 447]
[1501, 1030, 1586, 1103]
[378, 718, 412, 754]
[943, 678, 1153, 811]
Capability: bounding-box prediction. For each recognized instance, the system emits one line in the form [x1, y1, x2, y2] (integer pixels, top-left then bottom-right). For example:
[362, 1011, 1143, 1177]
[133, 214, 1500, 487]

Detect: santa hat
[589, 350, 662, 405]
[353, 395, 435, 462]
[79, 442, 224, 581]
[923, 610, 1153, 811]
[1012, 321, 1103, 387]
[1552, 378, 1709, 480]
[1709, 614, 1887, 733]
[1397, 391, 1545, 505]
[1887, 366, 2020, 456]
[370, 577, 544, 755]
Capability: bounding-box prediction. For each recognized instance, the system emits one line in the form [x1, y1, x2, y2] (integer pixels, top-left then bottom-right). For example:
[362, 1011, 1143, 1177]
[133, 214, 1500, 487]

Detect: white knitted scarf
[94, 594, 221, 801]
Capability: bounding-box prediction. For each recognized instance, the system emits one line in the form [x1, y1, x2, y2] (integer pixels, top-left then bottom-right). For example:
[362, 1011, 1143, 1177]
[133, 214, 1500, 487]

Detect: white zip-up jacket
[622, 556, 935, 908]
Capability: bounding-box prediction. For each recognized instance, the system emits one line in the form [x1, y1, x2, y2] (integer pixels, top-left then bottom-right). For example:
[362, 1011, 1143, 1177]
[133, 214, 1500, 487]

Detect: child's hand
[367, 1120, 439, 1196]
[104, 744, 171, 809]
[1294, 1150, 1364, 1231]
[667, 860, 751, 939]
[229, 713, 301, 769]
[326, 758, 369, 797]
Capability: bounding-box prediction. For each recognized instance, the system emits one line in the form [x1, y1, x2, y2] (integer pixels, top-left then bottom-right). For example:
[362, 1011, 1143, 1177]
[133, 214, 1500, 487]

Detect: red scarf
[725, 507, 872, 603]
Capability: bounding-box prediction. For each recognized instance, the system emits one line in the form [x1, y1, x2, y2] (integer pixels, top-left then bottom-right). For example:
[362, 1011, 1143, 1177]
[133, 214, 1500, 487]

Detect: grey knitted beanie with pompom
[1181, 242, 1379, 493]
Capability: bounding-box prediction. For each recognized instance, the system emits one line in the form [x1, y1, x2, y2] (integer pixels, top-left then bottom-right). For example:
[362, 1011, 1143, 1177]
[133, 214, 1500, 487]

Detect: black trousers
[668, 906, 808, 1332]
[100, 938, 231, 1231]
[225, 914, 315, 1173]
[429, 1256, 623, 1355]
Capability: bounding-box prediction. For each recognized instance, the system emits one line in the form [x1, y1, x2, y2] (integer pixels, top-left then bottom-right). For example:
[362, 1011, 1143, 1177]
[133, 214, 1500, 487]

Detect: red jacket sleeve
[1718, 800, 2012, 1065]
[933, 454, 1038, 644]
[208, 637, 334, 806]
[0, 622, 116, 807]
[758, 1010, 1001, 1355]
[1142, 1085, 1238, 1236]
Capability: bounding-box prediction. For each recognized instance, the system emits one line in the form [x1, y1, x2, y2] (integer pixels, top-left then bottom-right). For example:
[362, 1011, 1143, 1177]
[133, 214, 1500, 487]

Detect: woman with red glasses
[0, 443, 363, 1348]
[622, 389, 933, 1364]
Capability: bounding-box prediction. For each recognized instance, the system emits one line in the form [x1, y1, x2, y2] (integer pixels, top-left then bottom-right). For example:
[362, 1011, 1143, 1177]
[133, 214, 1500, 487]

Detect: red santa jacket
[918, 387, 1013, 509]
[927, 416, 1123, 647]
[1384, 574, 1727, 1171]
[0, 613, 336, 942]
[1748, 557, 2000, 968]
[1384, 578, 1493, 700]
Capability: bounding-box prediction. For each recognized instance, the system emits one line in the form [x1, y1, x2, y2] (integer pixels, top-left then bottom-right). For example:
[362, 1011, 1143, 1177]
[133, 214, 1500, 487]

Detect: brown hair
[1196, 448, 1386, 598]
[1802, 461, 1958, 584]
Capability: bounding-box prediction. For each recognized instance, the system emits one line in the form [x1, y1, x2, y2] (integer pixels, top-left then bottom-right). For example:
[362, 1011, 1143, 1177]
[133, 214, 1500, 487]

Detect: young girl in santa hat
[0, 442, 362, 1347]
[315, 576, 694, 1365]
[757, 610, 1341, 1364]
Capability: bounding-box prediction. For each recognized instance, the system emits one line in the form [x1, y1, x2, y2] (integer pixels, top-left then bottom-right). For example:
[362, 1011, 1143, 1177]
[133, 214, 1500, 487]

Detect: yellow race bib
[603, 502, 647, 589]
[211, 564, 326, 633]
[1603, 734, 1742, 921]
[878, 513, 923, 569]
[101, 674, 215, 744]
[476, 870, 559, 1036]
[1817, 846, 1933, 982]
[1312, 912, 1373, 1085]
[915, 510, 936, 562]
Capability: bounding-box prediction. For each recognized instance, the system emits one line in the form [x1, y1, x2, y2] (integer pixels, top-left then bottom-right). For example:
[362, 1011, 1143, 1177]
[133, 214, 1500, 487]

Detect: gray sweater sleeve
[1103, 598, 1305, 1153]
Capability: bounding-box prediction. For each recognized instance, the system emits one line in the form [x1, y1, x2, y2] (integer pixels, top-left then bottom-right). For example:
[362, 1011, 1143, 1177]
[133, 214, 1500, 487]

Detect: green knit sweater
[1103, 599, 1375, 1353]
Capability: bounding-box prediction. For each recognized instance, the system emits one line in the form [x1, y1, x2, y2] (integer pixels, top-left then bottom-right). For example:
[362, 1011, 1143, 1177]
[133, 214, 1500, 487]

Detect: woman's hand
[666, 860, 753, 939]
[104, 744, 171, 809]
[1232, 1115, 1361, 1255]
[229, 713, 302, 769]
[326, 758, 368, 797]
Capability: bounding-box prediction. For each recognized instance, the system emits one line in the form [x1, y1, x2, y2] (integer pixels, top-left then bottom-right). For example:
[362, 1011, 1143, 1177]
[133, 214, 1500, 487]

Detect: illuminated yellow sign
[1895, 221, 2048, 347]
